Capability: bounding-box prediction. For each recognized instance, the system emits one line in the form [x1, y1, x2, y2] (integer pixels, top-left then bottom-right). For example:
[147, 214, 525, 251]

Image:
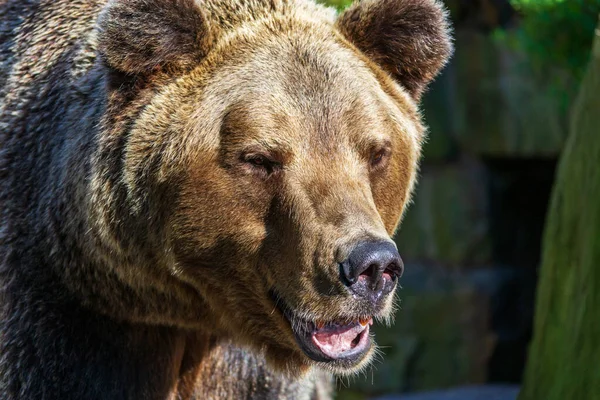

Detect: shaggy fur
[336, 0, 453, 99]
[0, 0, 452, 398]
[98, 0, 214, 73]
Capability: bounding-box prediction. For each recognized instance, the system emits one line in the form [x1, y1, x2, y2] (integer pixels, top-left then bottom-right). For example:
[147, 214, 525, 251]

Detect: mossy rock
[394, 163, 490, 266]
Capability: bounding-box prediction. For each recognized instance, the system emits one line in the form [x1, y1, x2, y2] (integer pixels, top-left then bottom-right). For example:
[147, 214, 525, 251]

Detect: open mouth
[310, 318, 373, 360]
[270, 291, 374, 365]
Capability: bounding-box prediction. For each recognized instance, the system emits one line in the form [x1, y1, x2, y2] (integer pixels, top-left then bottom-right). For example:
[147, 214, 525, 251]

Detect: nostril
[359, 263, 377, 280]
[358, 263, 381, 290]
[383, 260, 403, 281]
[382, 268, 393, 282]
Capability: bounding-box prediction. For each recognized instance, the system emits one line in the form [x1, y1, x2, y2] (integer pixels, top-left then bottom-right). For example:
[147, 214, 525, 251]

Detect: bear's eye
[242, 153, 280, 177]
[247, 155, 267, 167]
[370, 148, 389, 169]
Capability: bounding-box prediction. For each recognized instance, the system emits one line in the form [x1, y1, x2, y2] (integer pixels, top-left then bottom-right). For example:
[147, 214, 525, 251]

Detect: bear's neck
[0, 277, 210, 399]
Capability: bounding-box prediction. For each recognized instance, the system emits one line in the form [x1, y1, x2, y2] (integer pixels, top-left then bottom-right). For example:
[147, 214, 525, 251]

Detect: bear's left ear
[336, 0, 453, 100]
[97, 0, 213, 75]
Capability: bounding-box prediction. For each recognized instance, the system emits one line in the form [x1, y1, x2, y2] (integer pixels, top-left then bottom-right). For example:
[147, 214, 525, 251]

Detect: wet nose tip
[340, 241, 404, 291]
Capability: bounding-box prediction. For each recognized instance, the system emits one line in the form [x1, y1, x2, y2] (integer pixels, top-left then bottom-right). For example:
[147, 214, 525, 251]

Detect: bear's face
[97, 0, 451, 375]
[166, 31, 421, 374]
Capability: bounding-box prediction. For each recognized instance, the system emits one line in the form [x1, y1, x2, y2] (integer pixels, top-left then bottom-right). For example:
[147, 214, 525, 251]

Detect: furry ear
[97, 0, 212, 74]
[336, 0, 453, 99]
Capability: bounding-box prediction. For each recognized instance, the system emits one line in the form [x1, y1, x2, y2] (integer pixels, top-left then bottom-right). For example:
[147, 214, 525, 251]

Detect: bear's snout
[340, 241, 403, 305]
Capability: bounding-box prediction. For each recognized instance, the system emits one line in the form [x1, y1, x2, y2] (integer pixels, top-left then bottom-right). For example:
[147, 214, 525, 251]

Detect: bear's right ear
[336, 0, 453, 100]
[97, 0, 212, 75]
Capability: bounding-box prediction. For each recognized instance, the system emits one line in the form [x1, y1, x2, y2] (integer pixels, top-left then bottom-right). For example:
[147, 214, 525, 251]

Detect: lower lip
[299, 322, 371, 365]
[310, 323, 371, 361]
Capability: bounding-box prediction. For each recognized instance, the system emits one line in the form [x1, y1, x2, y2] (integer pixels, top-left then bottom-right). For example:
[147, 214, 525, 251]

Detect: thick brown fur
[0, 0, 452, 398]
[98, 0, 214, 73]
[336, 0, 453, 99]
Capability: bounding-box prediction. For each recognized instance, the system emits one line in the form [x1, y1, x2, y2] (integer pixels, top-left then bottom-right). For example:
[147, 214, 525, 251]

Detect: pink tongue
[312, 323, 367, 357]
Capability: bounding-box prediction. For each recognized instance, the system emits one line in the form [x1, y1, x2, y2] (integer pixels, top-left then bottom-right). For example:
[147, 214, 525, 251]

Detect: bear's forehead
[195, 31, 418, 139]
[146, 18, 422, 159]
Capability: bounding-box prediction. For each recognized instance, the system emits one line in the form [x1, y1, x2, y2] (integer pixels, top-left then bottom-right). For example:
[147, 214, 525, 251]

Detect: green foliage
[508, 0, 600, 80]
[318, 0, 353, 11]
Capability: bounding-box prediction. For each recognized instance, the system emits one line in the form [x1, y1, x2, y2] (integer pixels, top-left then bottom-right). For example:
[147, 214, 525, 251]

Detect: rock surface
[423, 30, 574, 160]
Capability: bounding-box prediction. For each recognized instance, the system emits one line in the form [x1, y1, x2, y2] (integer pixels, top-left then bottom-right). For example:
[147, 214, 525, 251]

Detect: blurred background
[318, 0, 600, 399]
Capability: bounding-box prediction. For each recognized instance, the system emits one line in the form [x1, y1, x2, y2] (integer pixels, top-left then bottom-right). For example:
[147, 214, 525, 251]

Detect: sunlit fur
[0, 0, 452, 398]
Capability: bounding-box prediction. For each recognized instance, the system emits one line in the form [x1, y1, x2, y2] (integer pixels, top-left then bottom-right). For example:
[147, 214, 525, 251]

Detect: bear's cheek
[167, 167, 271, 277]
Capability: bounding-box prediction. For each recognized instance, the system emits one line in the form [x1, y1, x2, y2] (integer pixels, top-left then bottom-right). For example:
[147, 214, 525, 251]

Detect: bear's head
[92, 0, 452, 376]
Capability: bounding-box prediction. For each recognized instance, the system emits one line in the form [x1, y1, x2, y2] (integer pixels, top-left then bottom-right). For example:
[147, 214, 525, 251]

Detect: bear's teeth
[315, 318, 371, 330]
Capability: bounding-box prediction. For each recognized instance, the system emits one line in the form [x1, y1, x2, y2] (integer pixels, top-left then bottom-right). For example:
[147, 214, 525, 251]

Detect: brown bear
[0, 0, 452, 398]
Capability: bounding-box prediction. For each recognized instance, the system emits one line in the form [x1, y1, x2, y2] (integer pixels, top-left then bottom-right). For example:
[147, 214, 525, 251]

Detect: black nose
[340, 241, 403, 303]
